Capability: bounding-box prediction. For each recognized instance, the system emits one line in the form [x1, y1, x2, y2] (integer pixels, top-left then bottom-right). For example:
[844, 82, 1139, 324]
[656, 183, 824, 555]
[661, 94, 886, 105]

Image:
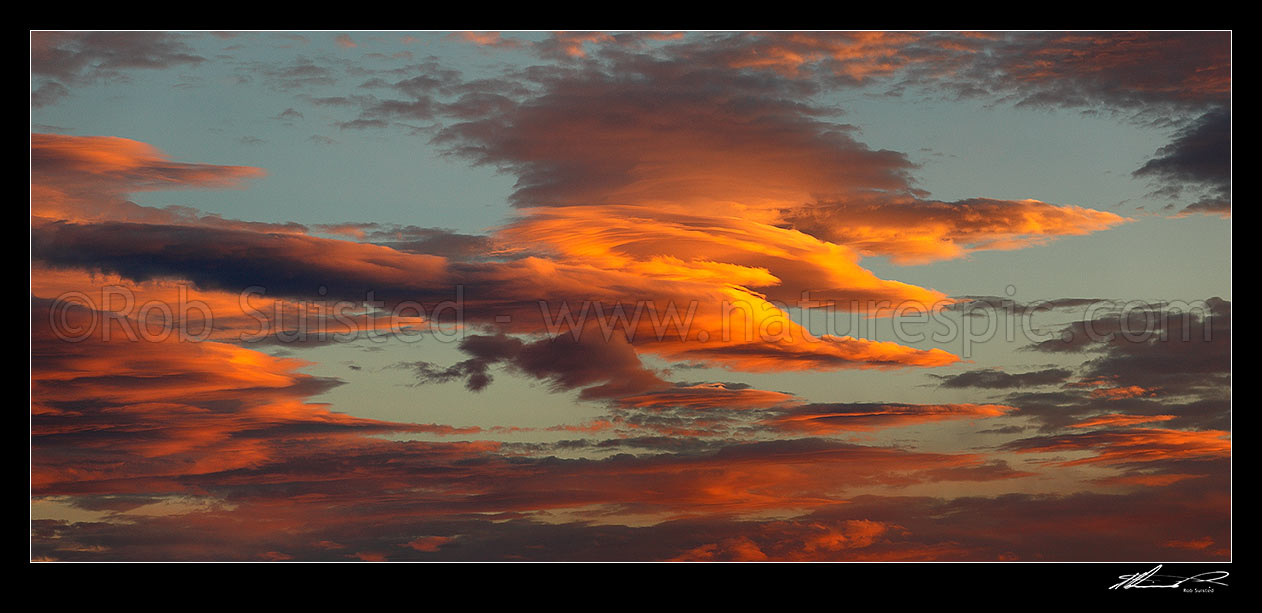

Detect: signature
[1109, 565, 1230, 590]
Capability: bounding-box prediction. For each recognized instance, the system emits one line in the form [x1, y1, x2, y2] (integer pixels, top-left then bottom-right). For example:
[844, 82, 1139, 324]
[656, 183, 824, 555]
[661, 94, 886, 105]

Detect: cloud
[429, 60, 911, 210]
[1069, 414, 1175, 429]
[31, 32, 205, 107]
[1001, 428, 1230, 468]
[340, 34, 1128, 265]
[482, 32, 1228, 110]
[407, 536, 453, 552]
[533, 32, 617, 60]
[31, 133, 278, 230]
[615, 382, 796, 411]
[31, 298, 422, 492]
[1135, 109, 1232, 185]
[1175, 197, 1231, 217]
[946, 296, 1106, 313]
[607, 387, 1020, 439]
[30, 450, 1228, 561]
[32, 133, 263, 192]
[31, 32, 205, 79]
[403, 333, 666, 399]
[496, 32, 1228, 227]
[1087, 385, 1155, 400]
[31, 81, 70, 108]
[495, 203, 955, 312]
[252, 58, 339, 91]
[314, 223, 493, 258]
[781, 197, 1129, 264]
[933, 367, 1073, 389]
[31, 219, 450, 302]
[273, 36, 1139, 381]
[450, 31, 523, 50]
[764, 402, 1013, 434]
[987, 298, 1232, 432]
[31, 297, 1059, 561]
[1133, 108, 1231, 217]
[32, 131, 969, 373]
[909, 32, 1230, 110]
[29, 294, 1227, 561]
[32, 215, 962, 375]
[1027, 298, 1229, 392]
[29, 36, 1231, 560]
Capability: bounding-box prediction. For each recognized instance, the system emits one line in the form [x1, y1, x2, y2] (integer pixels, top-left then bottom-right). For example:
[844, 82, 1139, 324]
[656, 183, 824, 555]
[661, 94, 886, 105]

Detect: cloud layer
[30, 31, 1230, 561]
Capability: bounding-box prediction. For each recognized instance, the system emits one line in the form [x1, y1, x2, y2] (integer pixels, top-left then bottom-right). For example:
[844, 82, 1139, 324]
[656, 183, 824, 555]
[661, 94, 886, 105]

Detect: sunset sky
[30, 31, 1231, 562]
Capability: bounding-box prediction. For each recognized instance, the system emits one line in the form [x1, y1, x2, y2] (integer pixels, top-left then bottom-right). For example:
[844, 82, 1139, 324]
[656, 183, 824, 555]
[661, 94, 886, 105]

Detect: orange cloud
[494, 205, 960, 371]
[1070, 414, 1174, 429]
[31, 133, 281, 230]
[616, 383, 797, 411]
[500, 205, 950, 304]
[1004, 428, 1230, 467]
[407, 536, 453, 552]
[31, 127, 962, 374]
[722, 31, 921, 80]
[31, 133, 263, 193]
[1088, 386, 1156, 400]
[30, 298, 435, 492]
[783, 197, 1130, 264]
[766, 403, 1013, 434]
[547, 32, 615, 58]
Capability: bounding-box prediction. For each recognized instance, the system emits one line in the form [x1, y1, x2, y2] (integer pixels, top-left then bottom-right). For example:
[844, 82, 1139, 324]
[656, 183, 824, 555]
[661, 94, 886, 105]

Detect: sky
[30, 31, 1231, 562]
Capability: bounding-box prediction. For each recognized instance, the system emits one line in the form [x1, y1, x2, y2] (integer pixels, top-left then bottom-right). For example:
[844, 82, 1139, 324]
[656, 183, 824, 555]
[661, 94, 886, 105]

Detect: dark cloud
[1005, 298, 1230, 431]
[947, 296, 1109, 313]
[338, 61, 468, 126]
[399, 334, 523, 392]
[1027, 298, 1227, 357]
[1135, 109, 1232, 185]
[911, 32, 1230, 111]
[1177, 197, 1231, 217]
[31, 31, 204, 83]
[405, 333, 665, 399]
[31, 81, 70, 108]
[933, 368, 1073, 389]
[977, 425, 1029, 435]
[31, 219, 450, 304]
[428, 60, 911, 209]
[30, 32, 205, 109]
[1134, 108, 1231, 216]
[315, 223, 494, 258]
[250, 57, 340, 91]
